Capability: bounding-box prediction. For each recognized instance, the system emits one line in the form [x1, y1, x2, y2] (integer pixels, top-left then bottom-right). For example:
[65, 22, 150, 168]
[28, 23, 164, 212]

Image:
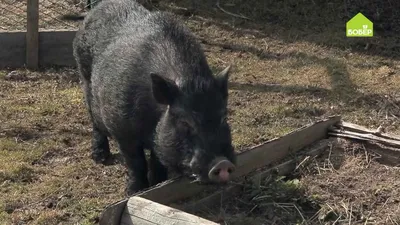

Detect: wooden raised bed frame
[99, 116, 342, 225]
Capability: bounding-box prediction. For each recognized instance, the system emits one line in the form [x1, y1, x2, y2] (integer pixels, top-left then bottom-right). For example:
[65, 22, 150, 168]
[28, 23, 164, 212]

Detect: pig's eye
[179, 121, 193, 133]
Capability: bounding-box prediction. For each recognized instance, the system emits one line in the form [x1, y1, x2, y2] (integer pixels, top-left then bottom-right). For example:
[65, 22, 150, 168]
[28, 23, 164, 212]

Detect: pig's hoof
[91, 150, 111, 164]
[125, 181, 149, 196]
[125, 188, 139, 197]
[148, 175, 167, 186]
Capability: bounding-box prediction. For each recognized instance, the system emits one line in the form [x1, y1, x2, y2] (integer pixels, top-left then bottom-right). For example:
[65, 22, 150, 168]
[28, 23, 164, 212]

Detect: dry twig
[215, 0, 251, 20]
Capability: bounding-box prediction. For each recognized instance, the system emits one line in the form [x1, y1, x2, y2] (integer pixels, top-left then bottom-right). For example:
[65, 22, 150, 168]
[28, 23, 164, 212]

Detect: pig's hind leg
[74, 43, 111, 164]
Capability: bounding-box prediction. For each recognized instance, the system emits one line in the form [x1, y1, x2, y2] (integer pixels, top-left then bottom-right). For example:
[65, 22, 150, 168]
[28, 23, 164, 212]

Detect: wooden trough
[98, 116, 341, 224]
[98, 116, 400, 224]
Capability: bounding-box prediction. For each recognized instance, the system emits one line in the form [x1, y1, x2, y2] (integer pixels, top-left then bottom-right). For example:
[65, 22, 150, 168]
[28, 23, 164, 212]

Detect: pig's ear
[150, 73, 180, 105]
[215, 65, 231, 97]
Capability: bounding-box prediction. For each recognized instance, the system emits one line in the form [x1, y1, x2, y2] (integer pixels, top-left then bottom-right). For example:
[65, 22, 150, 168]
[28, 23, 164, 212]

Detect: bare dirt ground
[194, 138, 400, 225]
[1, 0, 400, 224]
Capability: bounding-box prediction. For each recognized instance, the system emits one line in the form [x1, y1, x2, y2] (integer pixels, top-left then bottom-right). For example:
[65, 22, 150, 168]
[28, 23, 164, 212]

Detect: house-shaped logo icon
[346, 13, 373, 37]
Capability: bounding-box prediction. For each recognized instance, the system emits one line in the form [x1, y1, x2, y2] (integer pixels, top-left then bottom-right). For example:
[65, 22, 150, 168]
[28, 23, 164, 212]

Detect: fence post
[26, 0, 39, 69]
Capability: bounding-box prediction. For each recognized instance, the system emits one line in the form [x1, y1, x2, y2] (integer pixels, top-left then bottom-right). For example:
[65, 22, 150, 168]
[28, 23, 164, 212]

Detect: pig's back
[91, 10, 212, 140]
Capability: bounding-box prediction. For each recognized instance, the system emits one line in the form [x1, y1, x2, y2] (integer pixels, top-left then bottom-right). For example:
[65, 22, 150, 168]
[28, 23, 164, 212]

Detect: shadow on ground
[146, 0, 400, 123]
[155, 0, 400, 60]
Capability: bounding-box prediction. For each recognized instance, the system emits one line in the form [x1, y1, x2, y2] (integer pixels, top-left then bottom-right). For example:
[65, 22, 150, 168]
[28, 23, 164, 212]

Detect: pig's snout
[208, 158, 235, 183]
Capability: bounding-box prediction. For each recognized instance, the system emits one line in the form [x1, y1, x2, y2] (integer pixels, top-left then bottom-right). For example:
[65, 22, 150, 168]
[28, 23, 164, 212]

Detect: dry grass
[1, 0, 400, 224]
[194, 138, 400, 225]
[299, 139, 400, 224]
[0, 69, 126, 224]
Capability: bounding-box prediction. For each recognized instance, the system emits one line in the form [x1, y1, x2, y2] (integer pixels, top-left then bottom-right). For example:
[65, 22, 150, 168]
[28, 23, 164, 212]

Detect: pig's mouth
[188, 157, 236, 185]
[188, 173, 209, 184]
[179, 164, 209, 183]
[188, 173, 232, 186]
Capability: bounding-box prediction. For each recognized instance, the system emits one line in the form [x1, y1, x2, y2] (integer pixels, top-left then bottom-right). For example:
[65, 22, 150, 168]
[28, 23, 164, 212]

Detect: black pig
[71, 0, 236, 195]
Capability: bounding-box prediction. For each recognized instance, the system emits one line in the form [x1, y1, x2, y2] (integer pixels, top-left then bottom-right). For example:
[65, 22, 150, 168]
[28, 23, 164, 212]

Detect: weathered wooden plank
[137, 177, 200, 205]
[249, 138, 333, 185]
[99, 199, 129, 225]
[233, 115, 340, 179]
[26, 0, 39, 69]
[338, 121, 400, 142]
[39, 31, 76, 67]
[329, 122, 400, 165]
[0, 32, 26, 68]
[120, 196, 218, 225]
[329, 129, 400, 147]
[0, 30, 77, 68]
[99, 116, 341, 225]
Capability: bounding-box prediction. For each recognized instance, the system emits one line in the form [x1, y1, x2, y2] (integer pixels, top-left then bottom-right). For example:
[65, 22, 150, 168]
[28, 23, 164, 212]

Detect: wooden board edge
[121, 196, 219, 225]
[339, 121, 400, 141]
[243, 115, 341, 152]
[249, 138, 332, 185]
[98, 198, 129, 225]
[233, 115, 341, 178]
[99, 177, 189, 225]
[329, 130, 400, 146]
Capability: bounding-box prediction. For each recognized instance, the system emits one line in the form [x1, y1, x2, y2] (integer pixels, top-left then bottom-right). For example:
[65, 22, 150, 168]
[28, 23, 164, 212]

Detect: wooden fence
[0, 0, 78, 69]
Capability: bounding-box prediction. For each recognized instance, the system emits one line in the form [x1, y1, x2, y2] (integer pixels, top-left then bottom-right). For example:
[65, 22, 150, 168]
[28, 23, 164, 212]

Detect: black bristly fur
[72, 0, 236, 196]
